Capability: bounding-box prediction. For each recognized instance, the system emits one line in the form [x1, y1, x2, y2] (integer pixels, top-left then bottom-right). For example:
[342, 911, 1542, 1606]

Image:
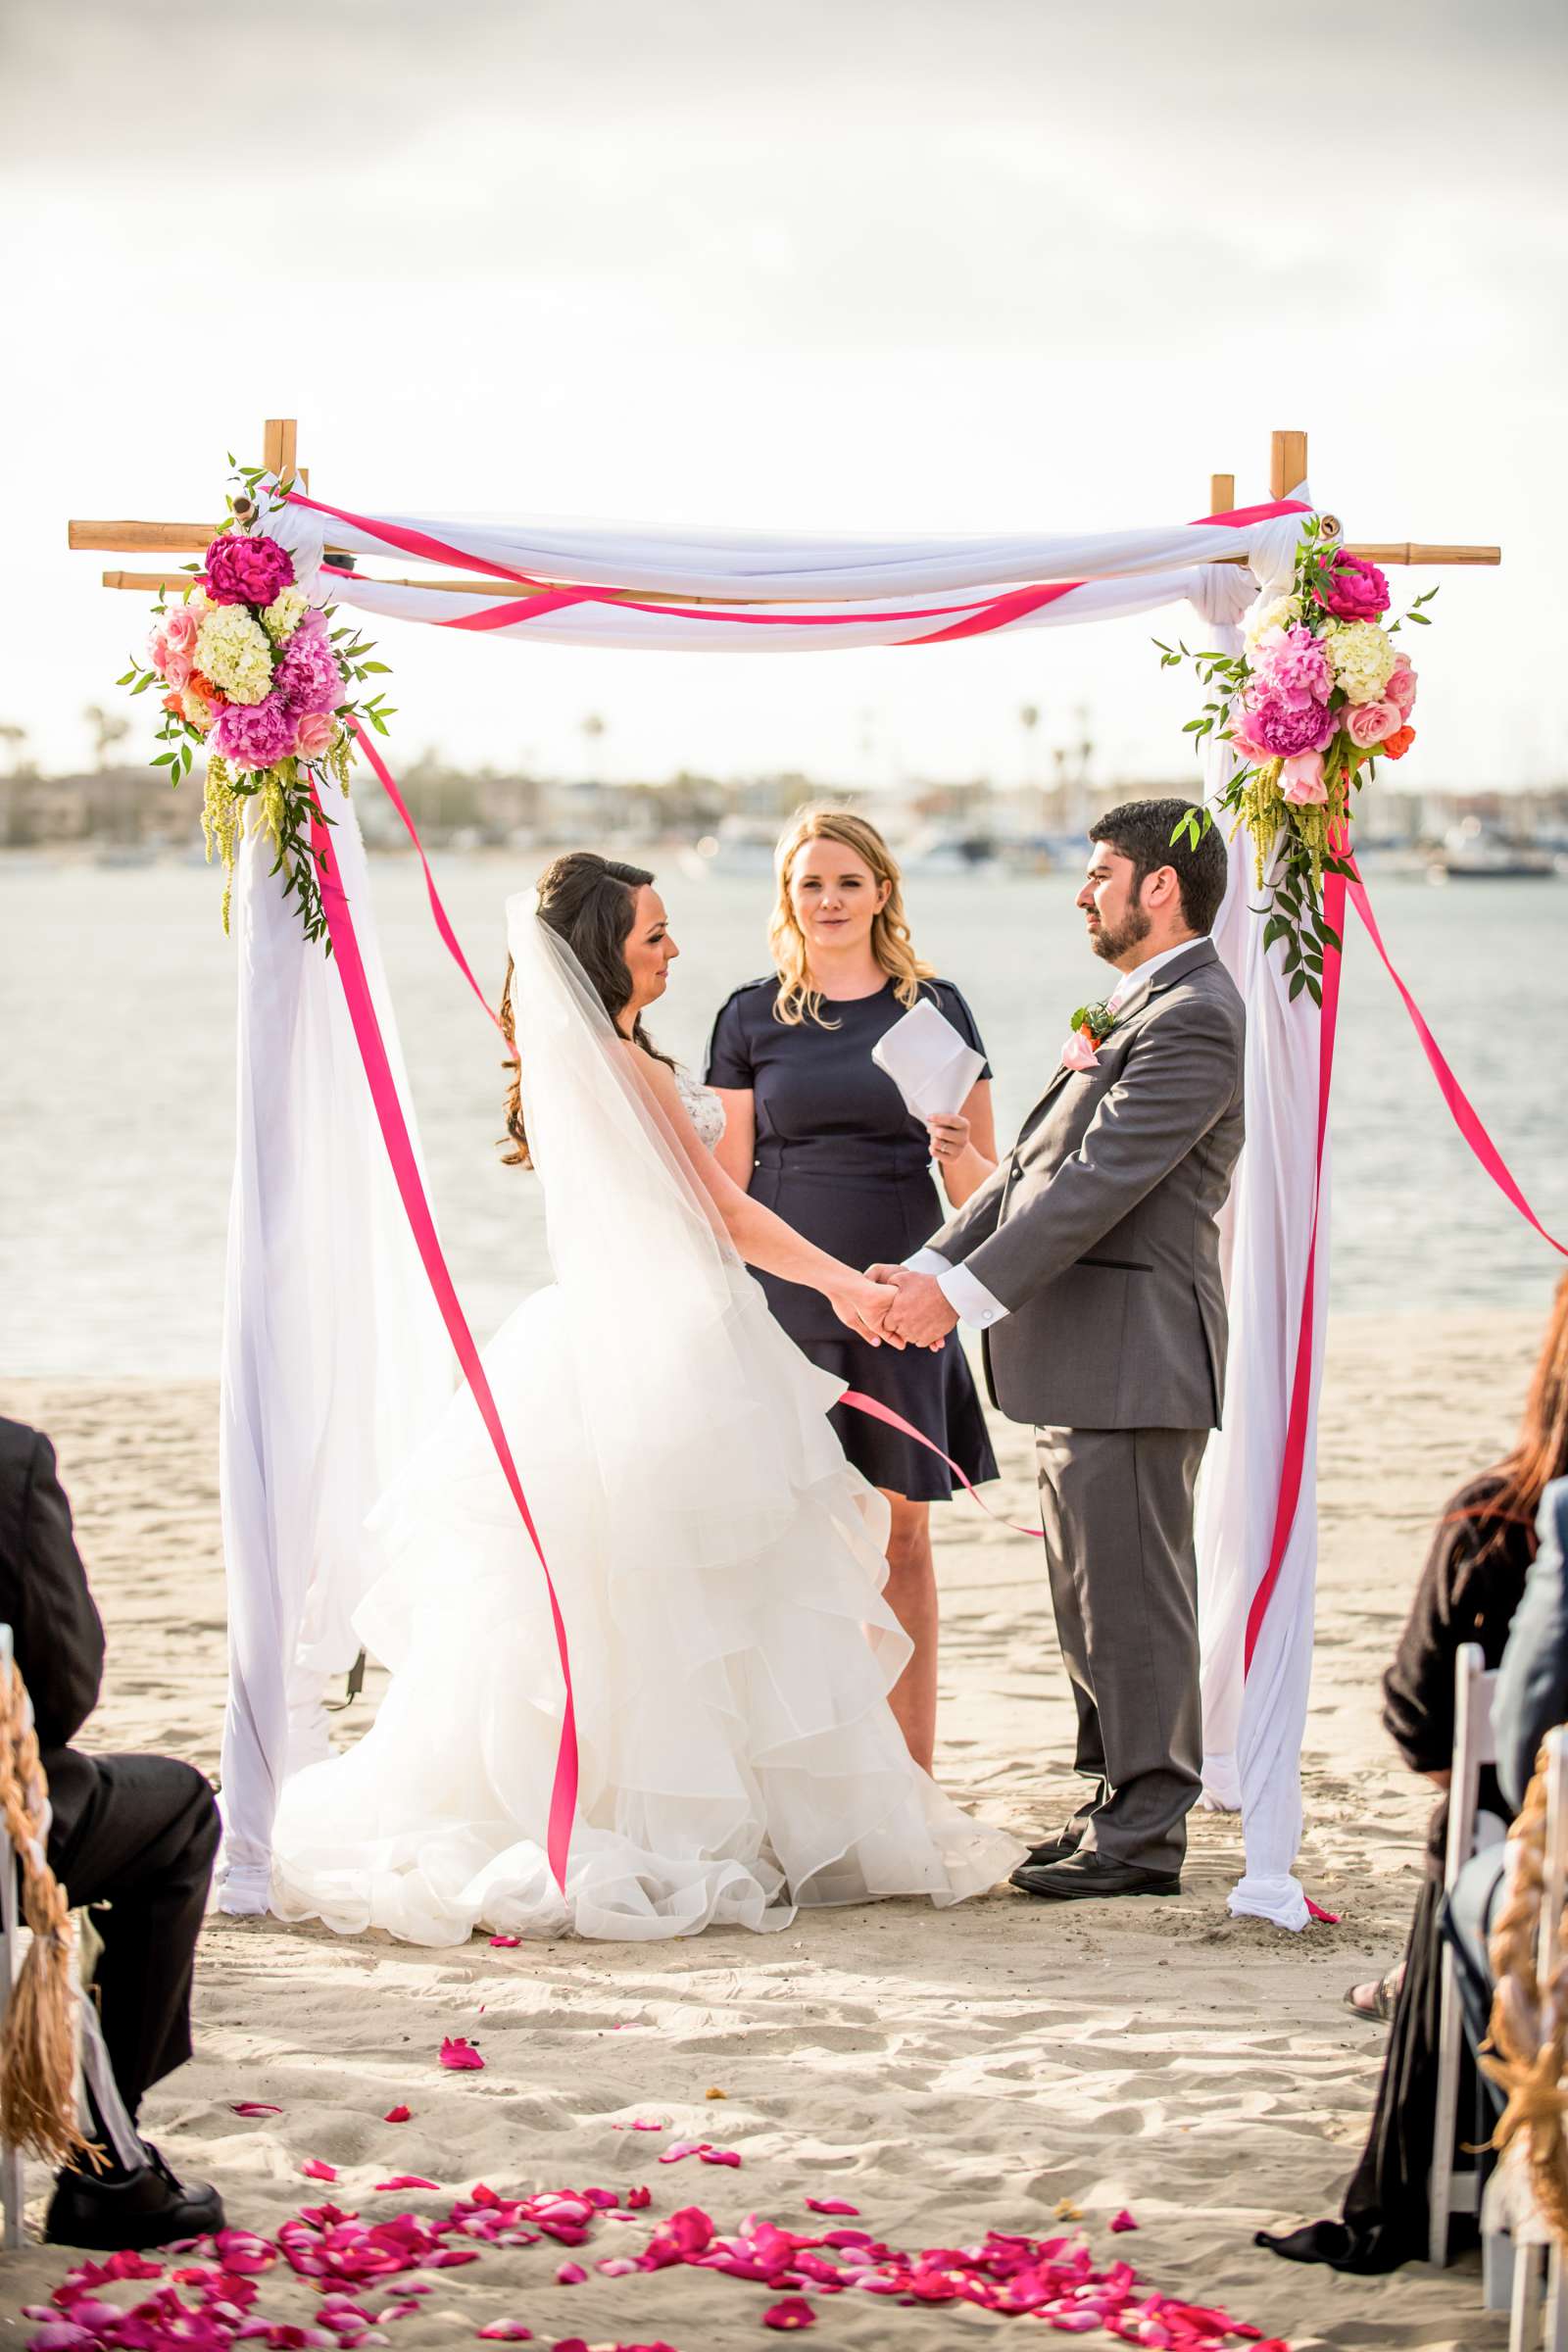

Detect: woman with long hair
[1260, 1270, 1568, 2273]
[270, 851, 1020, 1945]
[706, 808, 1000, 1772]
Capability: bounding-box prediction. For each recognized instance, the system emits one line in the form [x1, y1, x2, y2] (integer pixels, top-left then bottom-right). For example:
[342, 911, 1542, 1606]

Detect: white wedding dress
[270, 901, 1020, 1944]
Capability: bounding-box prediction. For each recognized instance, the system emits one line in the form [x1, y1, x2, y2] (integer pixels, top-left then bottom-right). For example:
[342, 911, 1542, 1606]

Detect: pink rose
[1059, 1031, 1100, 1072]
[1280, 752, 1328, 806]
[1386, 657, 1417, 716]
[1312, 550, 1391, 622]
[294, 710, 335, 760]
[1228, 709, 1271, 762]
[164, 605, 202, 656]
[1344, 698, 1400, 750]
[147, 629, 172, 676]
[163, 646, 193, 691]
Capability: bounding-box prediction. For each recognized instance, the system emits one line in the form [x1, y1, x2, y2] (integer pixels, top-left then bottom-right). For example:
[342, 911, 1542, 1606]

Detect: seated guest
[0, 1415, 225, 2249]
[1444, 1474, 1568, 2048]
[1259, 1272, 1568, 2274]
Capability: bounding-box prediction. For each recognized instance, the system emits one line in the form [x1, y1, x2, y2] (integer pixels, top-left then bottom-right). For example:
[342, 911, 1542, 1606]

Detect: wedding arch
[71, 423, 1528, 1932]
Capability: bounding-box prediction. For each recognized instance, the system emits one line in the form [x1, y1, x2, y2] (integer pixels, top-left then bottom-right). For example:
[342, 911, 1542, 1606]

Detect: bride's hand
[831, 1274, 906, 1349]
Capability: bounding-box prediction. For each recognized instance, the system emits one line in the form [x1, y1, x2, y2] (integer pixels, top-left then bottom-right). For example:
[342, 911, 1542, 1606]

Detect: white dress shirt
[906, 938, 1200, 1329]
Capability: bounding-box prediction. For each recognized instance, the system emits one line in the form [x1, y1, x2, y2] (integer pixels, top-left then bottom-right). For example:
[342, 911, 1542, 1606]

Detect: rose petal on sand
[230, 2101, 284, 2117]
[705, 2086, 727, 2099]
[554, 2261, 587, 2284]
[373, 2177, 442, 2192]
[301, 2159, 339, 2181]
[804, 2198, 859, 2217]
[383, 2106, 412, 2124]
[439, 2036, 486, 2071]
[698, 2146, 742, 2168]
[626, 2186, 652, 2210]
[762, 2298, 816, 2331]
[1108, 2209, 1139, 2232]
[475, 2326, 533, 2342]
[487, 1935, 523, 1947]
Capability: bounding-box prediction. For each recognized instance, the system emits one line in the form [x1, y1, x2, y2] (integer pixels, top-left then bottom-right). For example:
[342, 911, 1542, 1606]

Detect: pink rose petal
[1108, 2209, 1139, 2232]
[805, 2198, 859, 2216]
[475, 2327, 533, 2343]
[383, 2105, 412, 2123]
[373, 2177, 441, 2192]
[762, 2299, 817, 2331]
[301, 2159, 339, 2181]
[699, 2145, 742, 2167]
[439, 2036, 486, 2071]
[626, 2185, 652, 2209]
[554, 2260, 587, 2284]
[488, 1935, 522, 1947]
[231, 2101, 284, 2118]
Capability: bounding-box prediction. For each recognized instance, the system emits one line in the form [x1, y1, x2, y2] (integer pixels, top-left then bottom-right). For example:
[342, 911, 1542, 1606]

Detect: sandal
[1342, 1967, 1401, 2023]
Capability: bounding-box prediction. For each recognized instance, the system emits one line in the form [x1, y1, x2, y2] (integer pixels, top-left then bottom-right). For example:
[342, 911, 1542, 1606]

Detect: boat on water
[1427, 818, 1557, 883]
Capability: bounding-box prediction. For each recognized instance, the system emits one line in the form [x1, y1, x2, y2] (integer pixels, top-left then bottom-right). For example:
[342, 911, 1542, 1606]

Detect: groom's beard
[1089, 902, 1152, 965]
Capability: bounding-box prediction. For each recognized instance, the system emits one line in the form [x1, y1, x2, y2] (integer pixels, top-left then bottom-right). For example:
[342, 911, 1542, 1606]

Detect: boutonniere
[1060, 1000, 1117, 1072]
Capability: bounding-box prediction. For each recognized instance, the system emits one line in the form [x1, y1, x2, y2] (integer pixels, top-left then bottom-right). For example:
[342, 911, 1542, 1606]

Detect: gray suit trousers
[1035, 1425, 1207, 1876]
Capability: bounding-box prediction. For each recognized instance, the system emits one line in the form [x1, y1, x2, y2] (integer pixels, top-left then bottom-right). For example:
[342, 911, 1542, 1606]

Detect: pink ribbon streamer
[347, 718, 517, 1062]
[840, 1389, 1043, 1539]
[306, 789, 578, 1895]
[1244, 869, 1347, 1676]
[1348, 864, 1565, 1258]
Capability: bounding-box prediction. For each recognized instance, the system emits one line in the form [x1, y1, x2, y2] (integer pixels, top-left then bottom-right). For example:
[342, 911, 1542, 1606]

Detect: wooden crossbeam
[72, 418, 1503, 606]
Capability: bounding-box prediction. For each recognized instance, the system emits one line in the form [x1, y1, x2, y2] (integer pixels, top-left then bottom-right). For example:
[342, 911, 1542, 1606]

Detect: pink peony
[1387, 657, 1417, 716]
[294, 710, 336, 760]
[214, 692, 297, 770]
[1228, 708, 1272, 762]
[1280, 752, 1328, 805]
[164, 604, 203, 655]
[1243, 694, 1338, 760]
[275, 620, 345, 716]
[1343, 697, 1400, 750]
[1312, 549, 1391, 622]
[203, 531, 296, 609]
[1250, 623, 1332, 710]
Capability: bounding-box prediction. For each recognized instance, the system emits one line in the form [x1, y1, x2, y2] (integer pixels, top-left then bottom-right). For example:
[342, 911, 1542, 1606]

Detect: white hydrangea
[262, 585, 309, 643]
[1246, 592, 1302, 650]
[1325, 619, 1397, 706]
[195, 605, 274, 707]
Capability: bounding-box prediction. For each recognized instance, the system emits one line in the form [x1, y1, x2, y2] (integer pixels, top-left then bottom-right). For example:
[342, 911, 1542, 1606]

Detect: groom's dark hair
[1089, 799, 1228, 935]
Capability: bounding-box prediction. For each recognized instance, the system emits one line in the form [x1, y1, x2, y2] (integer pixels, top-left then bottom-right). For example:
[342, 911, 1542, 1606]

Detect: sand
[0, 1309, 1535, 2351]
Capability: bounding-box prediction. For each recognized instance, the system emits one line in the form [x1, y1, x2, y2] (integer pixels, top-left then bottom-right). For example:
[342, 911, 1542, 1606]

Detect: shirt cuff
[903, 1248, 1008, 1330]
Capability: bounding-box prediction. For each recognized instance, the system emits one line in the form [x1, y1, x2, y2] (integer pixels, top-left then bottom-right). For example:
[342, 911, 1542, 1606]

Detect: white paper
[871, 999, 985, 1121]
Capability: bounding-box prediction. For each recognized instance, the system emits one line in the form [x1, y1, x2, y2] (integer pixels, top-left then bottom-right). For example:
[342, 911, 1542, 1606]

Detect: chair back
[1445, 1641, 1500, 1895]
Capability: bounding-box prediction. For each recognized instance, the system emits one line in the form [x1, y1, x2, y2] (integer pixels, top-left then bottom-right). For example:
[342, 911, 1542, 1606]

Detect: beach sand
[0, 1309, 1531, 2350]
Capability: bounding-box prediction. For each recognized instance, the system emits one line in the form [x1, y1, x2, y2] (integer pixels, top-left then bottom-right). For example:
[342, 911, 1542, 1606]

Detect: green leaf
[1289, 968, 1308, 1001]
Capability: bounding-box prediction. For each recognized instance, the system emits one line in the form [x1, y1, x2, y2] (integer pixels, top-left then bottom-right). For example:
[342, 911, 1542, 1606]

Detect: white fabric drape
[216, 798, 450, 1912]
[1194, 498, 1327, 1932]
[298, 498, 1301, 600]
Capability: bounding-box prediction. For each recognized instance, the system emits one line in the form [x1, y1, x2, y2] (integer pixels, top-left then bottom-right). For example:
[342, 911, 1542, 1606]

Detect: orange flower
[188, 668, 227, 708]
[162, 691, 184, 714]
[1381, 725, 1415, 760]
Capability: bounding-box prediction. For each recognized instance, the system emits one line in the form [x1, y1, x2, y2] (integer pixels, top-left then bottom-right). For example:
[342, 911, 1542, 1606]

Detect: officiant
[706, 808, 998, 1771]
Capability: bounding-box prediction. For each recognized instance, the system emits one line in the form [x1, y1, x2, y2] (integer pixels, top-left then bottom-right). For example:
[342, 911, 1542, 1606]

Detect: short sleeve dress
[705, 975, 1000, 1501]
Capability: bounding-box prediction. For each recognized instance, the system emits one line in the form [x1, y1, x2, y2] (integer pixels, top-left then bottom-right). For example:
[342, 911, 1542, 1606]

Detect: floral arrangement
[118, 467, 394, 942]
[1157, 516, 1436, 1004]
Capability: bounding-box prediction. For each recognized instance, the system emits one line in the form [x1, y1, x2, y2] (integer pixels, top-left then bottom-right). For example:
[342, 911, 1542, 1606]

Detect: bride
[270, 852, 1020, 1943]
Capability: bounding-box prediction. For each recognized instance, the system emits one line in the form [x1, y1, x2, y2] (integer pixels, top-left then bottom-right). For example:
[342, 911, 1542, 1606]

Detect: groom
[875, 800, 1245, 1900]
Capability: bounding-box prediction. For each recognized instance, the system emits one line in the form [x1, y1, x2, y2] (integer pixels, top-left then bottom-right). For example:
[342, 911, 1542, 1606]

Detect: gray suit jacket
[928, 938, 1246, 1430]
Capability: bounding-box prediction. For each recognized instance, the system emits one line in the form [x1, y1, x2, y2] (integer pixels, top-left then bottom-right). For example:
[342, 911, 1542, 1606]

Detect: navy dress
[705, 977, 1000, 1502]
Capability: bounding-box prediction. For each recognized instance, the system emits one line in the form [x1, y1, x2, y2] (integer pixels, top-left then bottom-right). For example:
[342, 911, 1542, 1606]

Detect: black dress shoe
[1022, 1830, 1084, 1869]
[45, 2141, 226, 2250]
[1009, 1850, 1181, 1901]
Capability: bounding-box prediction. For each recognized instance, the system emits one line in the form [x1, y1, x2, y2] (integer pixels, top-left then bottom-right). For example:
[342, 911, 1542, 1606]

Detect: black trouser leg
[46, 1754, 220, 2120]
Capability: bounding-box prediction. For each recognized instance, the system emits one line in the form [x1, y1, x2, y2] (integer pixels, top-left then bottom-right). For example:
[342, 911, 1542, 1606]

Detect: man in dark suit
[877, 801, 1245, 1900]
[0, 1414, 225, 2248]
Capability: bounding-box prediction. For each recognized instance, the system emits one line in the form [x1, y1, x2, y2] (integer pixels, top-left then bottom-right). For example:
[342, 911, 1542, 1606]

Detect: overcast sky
[4, 0, 1563, 792]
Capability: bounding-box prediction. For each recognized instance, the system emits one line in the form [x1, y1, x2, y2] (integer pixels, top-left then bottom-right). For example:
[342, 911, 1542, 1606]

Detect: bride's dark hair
[499, 850, 673, 1168]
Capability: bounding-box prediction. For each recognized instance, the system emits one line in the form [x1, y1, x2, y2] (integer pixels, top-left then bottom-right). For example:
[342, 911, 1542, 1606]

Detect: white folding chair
[0, 1628, 27, 2250]
[1491, 1727, 1568, 2352]
[1431, 1640, 1500, 2270]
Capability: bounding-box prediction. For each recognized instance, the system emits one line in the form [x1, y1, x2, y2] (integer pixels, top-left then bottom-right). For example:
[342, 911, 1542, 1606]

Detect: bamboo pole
[1271, 428, 1308, 498]
[1209, 473, 1236, 515]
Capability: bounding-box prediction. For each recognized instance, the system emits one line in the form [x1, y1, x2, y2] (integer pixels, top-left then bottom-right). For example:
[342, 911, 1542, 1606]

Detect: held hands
[831, 1273, 908, 1350]
[864, 1264, 957, 1351]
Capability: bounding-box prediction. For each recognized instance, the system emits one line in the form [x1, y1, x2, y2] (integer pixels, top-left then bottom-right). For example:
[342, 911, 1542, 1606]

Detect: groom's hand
[879, 1269, 958, 1349]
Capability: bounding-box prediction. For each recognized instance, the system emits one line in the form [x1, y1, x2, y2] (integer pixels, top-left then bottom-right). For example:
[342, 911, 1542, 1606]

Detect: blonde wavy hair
[768, 806, 933, 1028]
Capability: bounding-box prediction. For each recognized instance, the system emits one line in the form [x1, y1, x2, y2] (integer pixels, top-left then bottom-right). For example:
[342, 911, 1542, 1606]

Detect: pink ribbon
[306, 789, 578, 1895]
[840, 1390, 1043, 1539]
[347, 718, 517, 1061]
[1347, 863, 1565, 1258]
